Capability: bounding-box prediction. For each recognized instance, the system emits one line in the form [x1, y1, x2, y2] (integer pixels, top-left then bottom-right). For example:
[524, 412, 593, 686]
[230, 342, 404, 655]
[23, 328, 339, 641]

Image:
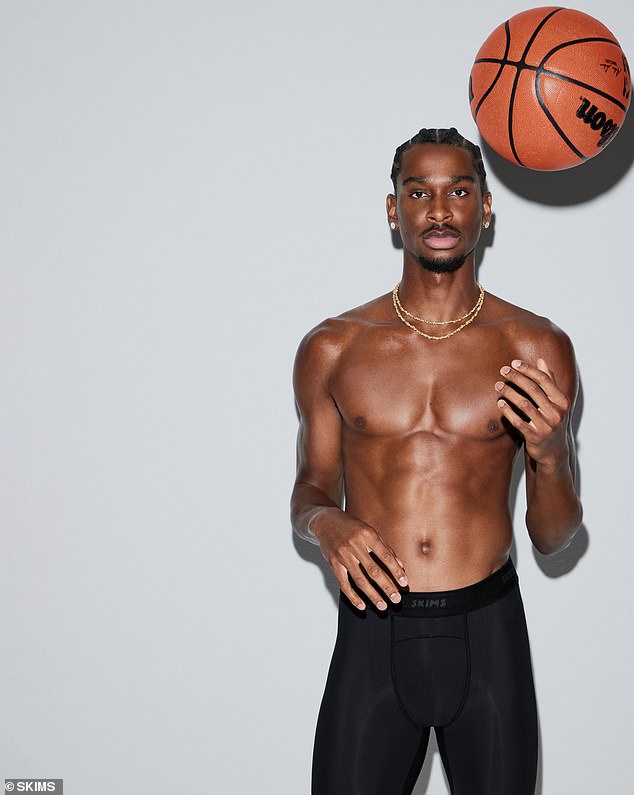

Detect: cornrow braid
[390, 128, 488, 194]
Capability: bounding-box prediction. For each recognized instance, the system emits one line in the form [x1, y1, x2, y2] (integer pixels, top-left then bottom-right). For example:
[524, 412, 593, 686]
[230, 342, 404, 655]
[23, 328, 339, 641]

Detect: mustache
[420, 223, 460, 236]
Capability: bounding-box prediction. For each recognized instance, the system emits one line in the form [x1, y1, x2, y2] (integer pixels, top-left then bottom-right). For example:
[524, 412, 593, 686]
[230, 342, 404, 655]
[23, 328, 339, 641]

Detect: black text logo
[576, 97, 620, 148]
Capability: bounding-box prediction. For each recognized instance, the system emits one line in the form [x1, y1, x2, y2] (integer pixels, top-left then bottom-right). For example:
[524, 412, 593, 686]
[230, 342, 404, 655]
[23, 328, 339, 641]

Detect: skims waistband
[393, 558, 517, 617]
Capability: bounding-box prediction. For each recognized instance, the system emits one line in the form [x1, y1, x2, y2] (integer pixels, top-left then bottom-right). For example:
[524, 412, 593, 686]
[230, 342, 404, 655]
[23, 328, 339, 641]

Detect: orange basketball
[469, 6, 631, 170]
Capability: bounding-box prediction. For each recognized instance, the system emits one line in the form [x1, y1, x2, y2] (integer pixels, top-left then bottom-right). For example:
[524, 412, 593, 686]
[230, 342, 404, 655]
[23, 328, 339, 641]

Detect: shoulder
[484, 292, 578, 391]
[294, 293, 392, 375]
[485, 293, 573, 348]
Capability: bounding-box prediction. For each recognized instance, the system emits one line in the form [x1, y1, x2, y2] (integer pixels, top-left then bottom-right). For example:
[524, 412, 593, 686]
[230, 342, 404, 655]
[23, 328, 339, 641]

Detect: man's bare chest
[330, 328, 518, 441]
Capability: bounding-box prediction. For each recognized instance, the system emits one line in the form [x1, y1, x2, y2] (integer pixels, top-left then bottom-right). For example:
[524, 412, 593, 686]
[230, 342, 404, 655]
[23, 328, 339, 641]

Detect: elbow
[528, 504, 583, 556]
[532, 537, 571, 556]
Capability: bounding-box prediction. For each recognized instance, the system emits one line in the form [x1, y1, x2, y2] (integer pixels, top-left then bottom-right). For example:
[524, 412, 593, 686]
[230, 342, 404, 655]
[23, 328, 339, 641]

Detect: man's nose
[427, 197, 452, 223]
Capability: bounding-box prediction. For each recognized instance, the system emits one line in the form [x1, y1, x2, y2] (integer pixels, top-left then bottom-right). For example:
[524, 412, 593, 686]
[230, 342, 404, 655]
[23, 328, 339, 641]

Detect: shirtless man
[291, 128, 582, 795]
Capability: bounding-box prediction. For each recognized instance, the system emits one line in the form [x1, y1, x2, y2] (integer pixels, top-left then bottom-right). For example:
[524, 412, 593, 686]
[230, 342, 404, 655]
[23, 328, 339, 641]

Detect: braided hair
[390, 128, 488, 194]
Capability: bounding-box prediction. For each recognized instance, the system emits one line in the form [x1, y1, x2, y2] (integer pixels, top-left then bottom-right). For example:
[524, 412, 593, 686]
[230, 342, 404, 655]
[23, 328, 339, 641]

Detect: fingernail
[497, 399, 505, 408]
[500, 366, 511, 375]
[390, 592, 401, 603]
[495, 381, 504, 391]
[512, 359, 522, 368]
[399, 576, 408, 586]
[357, 602, 366, 611]
[377, 600, 387, 611]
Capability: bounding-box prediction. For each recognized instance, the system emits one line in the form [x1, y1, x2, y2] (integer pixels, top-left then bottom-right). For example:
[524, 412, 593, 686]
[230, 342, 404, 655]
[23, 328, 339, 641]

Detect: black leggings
[312, 559, 537, 795]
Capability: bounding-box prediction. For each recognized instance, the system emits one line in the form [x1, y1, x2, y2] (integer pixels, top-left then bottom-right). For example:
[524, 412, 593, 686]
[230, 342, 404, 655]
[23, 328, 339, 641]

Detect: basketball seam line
[473, 62, 627, 112]
[473, 21, 511, 119]
[535, 75, 586, 160]
[520, 7, 564, 61]
[538, 37, 628, 112]
[509, 8, 565, 165]
[473, 34, 619, 68]
[537, 70, 627, 112]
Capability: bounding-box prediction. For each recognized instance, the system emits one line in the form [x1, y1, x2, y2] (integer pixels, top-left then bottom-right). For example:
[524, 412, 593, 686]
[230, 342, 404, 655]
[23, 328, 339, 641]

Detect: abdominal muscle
[343, 435, 518, 591]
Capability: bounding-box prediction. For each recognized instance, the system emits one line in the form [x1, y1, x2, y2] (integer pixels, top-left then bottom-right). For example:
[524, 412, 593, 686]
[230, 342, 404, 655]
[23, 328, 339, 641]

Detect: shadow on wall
[479, 103, 634, 205]
[292, 531, 340, 607]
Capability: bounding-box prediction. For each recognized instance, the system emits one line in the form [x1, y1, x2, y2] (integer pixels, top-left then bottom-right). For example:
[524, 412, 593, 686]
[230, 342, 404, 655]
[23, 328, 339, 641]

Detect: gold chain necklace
[392, 283, 485, 341]
[393, 282, 484, 325]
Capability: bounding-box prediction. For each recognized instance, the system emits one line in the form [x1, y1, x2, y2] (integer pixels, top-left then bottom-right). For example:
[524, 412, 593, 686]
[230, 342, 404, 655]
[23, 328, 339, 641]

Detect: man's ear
[482, 192, 492, 227]
[386, 193, 398, 230]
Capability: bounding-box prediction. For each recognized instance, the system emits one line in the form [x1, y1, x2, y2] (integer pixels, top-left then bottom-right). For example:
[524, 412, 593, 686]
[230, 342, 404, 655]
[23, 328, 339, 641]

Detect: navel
[420, 540, 432, 556]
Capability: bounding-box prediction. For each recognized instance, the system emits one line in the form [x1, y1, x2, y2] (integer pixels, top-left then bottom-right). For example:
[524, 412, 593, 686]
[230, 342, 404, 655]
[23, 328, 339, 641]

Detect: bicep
[293, 332, 345, 502]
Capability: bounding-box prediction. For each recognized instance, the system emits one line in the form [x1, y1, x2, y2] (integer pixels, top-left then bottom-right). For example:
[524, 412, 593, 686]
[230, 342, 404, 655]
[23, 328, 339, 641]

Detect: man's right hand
[309, 507, 408, 611]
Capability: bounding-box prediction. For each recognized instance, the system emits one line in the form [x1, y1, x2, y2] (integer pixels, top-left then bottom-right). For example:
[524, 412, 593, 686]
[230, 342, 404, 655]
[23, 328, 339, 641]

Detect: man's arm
[494, 332, 583, 555]
[291, 323, 408, 610]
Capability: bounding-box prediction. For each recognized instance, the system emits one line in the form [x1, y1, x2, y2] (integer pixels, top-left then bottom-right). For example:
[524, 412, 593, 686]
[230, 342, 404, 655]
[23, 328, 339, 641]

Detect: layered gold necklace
[392, 282, 485, 341]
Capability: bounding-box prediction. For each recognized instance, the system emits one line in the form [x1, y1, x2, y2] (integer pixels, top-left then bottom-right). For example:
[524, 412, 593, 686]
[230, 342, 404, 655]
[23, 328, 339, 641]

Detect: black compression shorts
[312, 558, 538, 795]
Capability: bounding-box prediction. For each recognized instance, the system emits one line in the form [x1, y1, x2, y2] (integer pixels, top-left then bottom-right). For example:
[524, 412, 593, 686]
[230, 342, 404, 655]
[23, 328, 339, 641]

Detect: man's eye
[452, 188, 468, 197]
[410, 190, 427, 198]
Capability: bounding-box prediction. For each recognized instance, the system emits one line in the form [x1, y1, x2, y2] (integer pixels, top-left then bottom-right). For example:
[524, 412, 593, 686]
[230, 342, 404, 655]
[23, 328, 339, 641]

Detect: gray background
[1, 1, 632, 792]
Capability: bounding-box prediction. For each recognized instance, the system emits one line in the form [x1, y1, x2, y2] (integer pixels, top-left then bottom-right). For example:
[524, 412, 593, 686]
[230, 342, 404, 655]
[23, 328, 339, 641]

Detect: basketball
[469, 6, 631, 170]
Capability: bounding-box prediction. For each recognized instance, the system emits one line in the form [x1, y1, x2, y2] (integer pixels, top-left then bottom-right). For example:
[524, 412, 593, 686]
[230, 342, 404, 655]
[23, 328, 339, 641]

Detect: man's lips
[422, 225, 459, 238]
[421, 227, 460, 249]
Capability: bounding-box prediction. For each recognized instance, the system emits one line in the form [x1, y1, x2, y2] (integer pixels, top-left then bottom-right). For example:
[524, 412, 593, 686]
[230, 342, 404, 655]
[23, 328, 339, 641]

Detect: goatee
[417, 253, 466, 274]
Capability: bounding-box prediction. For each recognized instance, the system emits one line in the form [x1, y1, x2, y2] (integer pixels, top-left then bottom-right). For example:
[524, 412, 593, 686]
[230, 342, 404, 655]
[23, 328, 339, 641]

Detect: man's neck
[397, 259, 480, 323]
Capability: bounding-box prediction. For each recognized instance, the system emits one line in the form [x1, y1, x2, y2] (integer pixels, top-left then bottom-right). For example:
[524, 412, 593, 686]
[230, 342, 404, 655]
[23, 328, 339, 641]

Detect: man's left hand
[495, 357, 571, 467]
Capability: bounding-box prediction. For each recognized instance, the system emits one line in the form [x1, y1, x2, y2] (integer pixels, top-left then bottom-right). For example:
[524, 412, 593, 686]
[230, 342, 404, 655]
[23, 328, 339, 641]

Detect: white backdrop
[1, 1, 632, 793]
